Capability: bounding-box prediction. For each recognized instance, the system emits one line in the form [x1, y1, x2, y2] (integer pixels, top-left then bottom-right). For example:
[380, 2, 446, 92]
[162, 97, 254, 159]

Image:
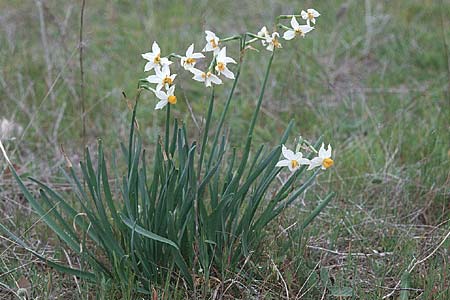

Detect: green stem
[235, 51, 275, 178]
[276, 14, 302, 22]
[165, 103, 170, 155]
[207, 36, 245, 171]
[197, 88, 215, 176]
[220, 35, 242, 43]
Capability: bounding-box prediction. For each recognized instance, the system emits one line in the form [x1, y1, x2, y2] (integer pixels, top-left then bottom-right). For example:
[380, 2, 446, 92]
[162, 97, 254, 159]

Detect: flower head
[202, 31, 220, 54]
[215, 47, 237, 79]
[145, 64, 177, 91]
[190, 68, 222, 87]
[142, 41, 172, 72]
[283, 17, 314, 40]
[265, 32, 282, 51]
[180, 44, 205, 70]
[308, 143, 334, 170]
[154, 85, 177, 110]
[301, 8, 320, 26]
[276, 145, 310, 172]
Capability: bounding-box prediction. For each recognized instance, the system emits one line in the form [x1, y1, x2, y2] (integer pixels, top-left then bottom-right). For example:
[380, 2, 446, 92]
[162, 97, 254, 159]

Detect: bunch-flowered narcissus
[215, 47, 237, 79]
[264, 32, 282, 51]
[283, 17, 314, 40]
[180, 44, 205, 70]
[301, 9, 320, 26]
[202, 30, 220, 54]
[190, 68, 222, 87]
[308, 143, 333, 170]
[142, 41, 172, 72]
[154, 85, 177, 110]
[145, 64, 177, 91]
[276, 145, 310, 172]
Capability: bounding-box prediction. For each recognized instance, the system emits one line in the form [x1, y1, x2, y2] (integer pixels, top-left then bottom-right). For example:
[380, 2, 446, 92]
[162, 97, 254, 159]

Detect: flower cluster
[276, 143, 334, 172]
[141, 8, 321, 109]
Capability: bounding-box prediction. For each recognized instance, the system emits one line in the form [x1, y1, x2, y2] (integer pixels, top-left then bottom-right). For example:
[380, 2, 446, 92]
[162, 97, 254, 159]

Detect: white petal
[221, 67, 235, 79]
[192, 74, 205, 82]
[209, 74, 222, 85]
[141, 52, 153, 61]
[160, 57, 172, 66]
[308, 157, 323, 170]
[155, 90, 167, 100]
[294, 152, 304, 161]
[146, 75, 161, 84]
[144, 62, 154, 72]
[283, 30, 296, 40]
[282, 145, 295, 160]
[203, 43, 213, 52]
[299, 25, 314, 35]
[311, 18, 316, 24]
[168, 85, 176, 95]
[152, 41, 160, 54]
[291, 16, 300, 29]
[308, 9, 320, 17]
[301, 10, 308, 19]
[155, 99, 167, 110]
[266, 44, 274, 51]
[217, 47, 226, 60]
[189, 68, 203, 76]
[191, 53, 205, 59]
[318, 143, 326, 158]
[276, 160, 290, 167]
[186, 44, 194, 56]
[223, 56, 237, 64]
[325, 144, 332, 158]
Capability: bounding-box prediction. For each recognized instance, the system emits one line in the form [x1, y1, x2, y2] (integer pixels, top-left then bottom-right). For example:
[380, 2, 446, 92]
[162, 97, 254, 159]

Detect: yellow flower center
[168, 95, 177, 105]
[186, 57, 196, 64]
[210, 39, 218, 48]
[162, 76, 172, 85]
[201, 72, 211, 79]
[295, 28, 303, 35]
[217, 62, 225, 71]
[322, 158, 334, 169]
[273, 38, 280, 48]
[154, 53, 161, 64]
[308, 12, 314, 20]
[291, 160, 299, 169]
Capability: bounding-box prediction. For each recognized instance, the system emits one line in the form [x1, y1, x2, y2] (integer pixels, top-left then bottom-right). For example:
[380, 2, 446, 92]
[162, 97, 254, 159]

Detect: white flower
[276, 145, 310, 172]
[154, 85, 177, 110]
[202, 31, 220, 54]
[141, 41, 172, 72]
[180, 44, 205, 70]
[308, 143, 334, 170]
[145, 65, 177, 91]
[301, 8, 320, 26]
[190, 68, 222, 87]
[265, 32, 282, 51]
[215, 47, 237, 79]
[283, 17, 314, 40]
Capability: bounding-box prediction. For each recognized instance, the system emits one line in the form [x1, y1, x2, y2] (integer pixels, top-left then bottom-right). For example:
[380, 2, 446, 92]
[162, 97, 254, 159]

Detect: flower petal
[275, 160, 290, 167]
[155, 99, 167, 110]
[318, 143, 326, 158]
[290, 16, 300, 29]
[307, 157, 323, 170]
[152, 41, 160, 54]
[282, 145, 295, 160]
[221, 67, 235, 79]
[283, 30, 296, 40]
